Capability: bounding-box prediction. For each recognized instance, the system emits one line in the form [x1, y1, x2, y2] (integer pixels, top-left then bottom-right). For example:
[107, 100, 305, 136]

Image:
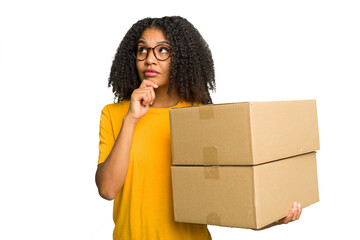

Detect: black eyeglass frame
[133, 44, 172, 61]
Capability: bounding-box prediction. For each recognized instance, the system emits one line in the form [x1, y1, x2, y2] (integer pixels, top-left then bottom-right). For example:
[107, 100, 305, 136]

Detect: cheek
[136, 62, 143, 79]
[163, 61, 171, 76]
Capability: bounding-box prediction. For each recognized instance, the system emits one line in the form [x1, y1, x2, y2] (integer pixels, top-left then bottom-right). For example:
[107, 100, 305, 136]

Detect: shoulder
[103, 100, 130, 112]
[101, 100, 130, 122]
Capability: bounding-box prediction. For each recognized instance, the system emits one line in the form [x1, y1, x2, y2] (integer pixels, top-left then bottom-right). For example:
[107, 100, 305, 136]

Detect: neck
[151, 86, 180, 108]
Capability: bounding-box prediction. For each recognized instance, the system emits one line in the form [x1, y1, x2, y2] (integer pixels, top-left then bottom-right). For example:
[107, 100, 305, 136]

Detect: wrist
[123, 114, 140, 127]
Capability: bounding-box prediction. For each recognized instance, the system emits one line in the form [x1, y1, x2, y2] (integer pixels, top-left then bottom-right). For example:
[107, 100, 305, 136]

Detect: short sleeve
[98, 105, 115, 165]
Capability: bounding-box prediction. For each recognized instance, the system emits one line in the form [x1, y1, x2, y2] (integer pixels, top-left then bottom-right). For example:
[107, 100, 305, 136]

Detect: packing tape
[199, 106, 214, 120]
[204, 167, 219, 179]
[203, 146, 218, 165]
[206, 212, 221, 225]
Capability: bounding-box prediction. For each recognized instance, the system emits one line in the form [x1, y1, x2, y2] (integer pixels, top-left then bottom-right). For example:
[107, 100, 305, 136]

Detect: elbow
[98, 189, 117, 201]
[96, 181, 119, 200]
[95, 166, 123, 200]
[96, 180, 122, 200]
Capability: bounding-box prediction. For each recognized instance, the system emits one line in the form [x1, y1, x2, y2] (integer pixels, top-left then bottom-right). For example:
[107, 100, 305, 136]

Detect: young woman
[95, 16, 301, 240]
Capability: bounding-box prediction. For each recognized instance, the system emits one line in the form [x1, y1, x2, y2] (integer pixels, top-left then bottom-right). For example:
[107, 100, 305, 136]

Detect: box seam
[314, 100, 321, 150]
[251, 167, 258, 228]
[248, 102, 255, 165]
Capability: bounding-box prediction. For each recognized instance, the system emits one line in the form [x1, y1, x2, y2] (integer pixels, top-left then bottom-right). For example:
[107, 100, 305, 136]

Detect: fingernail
[154, 84, 158, 88]
[298, 203, 301, 208]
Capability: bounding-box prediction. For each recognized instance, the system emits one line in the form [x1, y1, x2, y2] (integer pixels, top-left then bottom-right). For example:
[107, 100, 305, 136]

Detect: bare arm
[95, 115, 139, 200]
[95, 80, 158, 200]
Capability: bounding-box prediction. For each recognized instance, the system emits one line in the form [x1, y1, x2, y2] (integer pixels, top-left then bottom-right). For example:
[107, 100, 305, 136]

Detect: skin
[95, 27, 302, 227]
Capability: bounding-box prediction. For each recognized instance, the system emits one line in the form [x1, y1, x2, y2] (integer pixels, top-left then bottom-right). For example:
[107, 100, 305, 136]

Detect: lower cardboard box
[171, 152, 319, 229]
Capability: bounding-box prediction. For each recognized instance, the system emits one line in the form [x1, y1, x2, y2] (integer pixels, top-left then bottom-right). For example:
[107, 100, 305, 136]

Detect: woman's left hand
[277, 201, 302, 224]
[256, 201, 302, 230]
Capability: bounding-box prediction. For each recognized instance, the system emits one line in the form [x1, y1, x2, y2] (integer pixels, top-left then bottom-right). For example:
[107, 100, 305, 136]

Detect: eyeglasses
[134, 44, 172, 61]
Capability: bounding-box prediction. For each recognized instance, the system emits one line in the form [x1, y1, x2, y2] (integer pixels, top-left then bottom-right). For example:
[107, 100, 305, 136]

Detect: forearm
[96, 115, 138, 200]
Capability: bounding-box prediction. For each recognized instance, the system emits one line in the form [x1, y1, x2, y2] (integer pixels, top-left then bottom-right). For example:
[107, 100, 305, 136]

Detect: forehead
[138, 28, 169, 45]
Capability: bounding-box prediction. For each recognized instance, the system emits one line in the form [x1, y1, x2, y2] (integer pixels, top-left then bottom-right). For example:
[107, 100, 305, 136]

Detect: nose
[145, 48, 157, 64]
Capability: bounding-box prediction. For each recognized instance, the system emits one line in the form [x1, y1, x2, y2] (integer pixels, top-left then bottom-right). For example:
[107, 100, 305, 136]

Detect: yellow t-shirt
[98, 100, 212, 240]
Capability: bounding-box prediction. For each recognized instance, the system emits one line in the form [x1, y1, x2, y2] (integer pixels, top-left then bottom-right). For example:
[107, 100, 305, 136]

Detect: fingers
[292, 204, 298, 221]
[133, 87, 156, 107]
[296, 202, 302, 220]
[139, 80, 157, 105]
[292, 202, 302, 221]
[139, 79, 158, 89]
[283, 207, 295, 224]
[127, 80, 158, 120]
[283, 201, 302, 224]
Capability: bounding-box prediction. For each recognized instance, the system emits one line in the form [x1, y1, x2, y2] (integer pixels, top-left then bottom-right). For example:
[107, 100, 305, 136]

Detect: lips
[144, 69, 159, 77]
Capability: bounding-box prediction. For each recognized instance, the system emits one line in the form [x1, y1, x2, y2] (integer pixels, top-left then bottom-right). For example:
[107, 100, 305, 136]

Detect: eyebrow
[137, 40, 170, 45]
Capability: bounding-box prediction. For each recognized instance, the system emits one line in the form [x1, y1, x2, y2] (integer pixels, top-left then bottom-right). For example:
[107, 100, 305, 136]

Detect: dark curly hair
[108, 16, 216, 104]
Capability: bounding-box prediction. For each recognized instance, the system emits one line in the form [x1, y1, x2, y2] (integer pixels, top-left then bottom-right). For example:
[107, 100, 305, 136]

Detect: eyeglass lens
[135, 45, 171, 61]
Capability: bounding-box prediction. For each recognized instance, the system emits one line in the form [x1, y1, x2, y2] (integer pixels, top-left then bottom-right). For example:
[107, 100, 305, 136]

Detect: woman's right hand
[126, 79, 158, 121]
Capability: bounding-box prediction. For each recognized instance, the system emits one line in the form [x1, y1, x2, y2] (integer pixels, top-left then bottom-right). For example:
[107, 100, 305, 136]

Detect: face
[136, 28, 171, 88]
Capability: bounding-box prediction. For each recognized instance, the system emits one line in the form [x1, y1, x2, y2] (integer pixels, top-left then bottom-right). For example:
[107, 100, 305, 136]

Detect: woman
[96, 16, 301, 240]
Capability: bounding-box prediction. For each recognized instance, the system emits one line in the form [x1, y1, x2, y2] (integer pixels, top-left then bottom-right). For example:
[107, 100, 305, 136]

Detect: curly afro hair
[108, 16, 216, 104]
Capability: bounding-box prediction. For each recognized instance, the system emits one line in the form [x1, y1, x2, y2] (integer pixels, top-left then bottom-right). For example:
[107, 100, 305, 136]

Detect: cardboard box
[171, 152, 319, 229]
[170, 100, 320, 165]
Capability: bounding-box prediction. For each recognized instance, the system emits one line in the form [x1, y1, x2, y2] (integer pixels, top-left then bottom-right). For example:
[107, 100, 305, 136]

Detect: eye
[137, 46, 147, 54]
[158, 46, 170, 54]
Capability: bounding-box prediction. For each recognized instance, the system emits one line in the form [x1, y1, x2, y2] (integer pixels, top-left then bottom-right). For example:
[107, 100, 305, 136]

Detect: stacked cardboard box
[169, 100, 320, 229]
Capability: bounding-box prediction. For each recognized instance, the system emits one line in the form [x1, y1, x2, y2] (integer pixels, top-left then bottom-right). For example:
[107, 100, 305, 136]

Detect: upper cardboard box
[170, 100, 320, 165]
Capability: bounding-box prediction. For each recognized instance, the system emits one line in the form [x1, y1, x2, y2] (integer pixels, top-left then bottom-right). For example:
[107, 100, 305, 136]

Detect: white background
[1, 0, 359, 239]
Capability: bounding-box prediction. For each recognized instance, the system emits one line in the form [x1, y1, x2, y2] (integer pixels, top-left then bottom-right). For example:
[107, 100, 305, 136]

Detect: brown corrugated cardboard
[170, 100, 320, 165]
[171, 152, 319, 229]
